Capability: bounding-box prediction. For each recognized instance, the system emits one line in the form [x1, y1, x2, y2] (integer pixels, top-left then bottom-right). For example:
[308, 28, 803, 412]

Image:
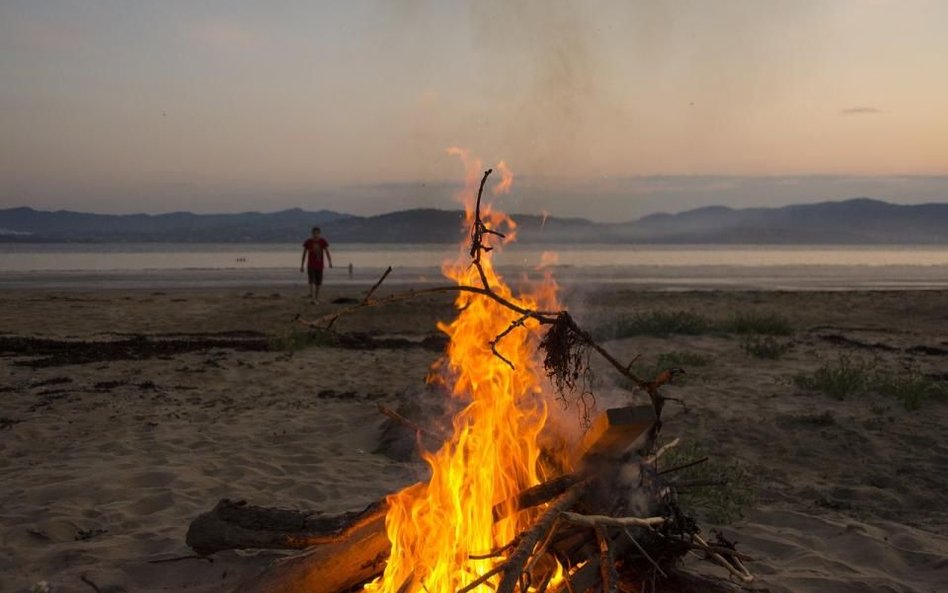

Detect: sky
[2, 0, 947, 222]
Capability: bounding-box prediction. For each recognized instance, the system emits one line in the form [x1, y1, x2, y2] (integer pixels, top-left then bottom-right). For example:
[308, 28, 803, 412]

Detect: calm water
[1, 243, 946, 290]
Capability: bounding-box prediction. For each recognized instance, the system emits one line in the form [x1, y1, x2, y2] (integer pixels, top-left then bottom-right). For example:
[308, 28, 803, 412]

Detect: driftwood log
[186, 499, 386, 555]
[230, 505, 390, 593]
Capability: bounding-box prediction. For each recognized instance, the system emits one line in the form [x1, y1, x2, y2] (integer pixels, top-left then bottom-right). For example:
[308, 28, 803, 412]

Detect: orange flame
[366, 153, 565, 593]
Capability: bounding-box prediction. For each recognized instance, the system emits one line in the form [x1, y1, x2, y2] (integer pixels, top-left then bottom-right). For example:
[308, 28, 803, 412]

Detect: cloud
[840, 106, 882, 115]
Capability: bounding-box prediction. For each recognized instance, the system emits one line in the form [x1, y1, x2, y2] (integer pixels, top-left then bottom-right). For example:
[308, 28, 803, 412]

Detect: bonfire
[187, 151, 754, 593]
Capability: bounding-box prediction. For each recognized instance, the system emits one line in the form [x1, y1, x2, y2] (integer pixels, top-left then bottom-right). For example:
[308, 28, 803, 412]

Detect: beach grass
[596, 310, 793, 340]
[795, 356, 947, 409]
[793, 356, 870, 399]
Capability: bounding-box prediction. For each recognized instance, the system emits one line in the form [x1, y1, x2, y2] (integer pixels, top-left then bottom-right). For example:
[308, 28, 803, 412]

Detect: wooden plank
[577, 406, 656, 460]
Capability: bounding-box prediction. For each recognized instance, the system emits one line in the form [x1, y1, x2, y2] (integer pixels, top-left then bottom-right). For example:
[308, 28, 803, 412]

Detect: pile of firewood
[187, 404, 752, 593]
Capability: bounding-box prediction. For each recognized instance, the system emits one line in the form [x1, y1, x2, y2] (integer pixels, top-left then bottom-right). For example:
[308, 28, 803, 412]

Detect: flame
[366, 152, 565, 593]
[493, 160, 514, 195]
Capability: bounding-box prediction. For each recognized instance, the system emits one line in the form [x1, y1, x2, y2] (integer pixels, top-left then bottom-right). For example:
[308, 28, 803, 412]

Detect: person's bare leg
[309, 282, 316, 304]
[313, 283, 321, 303]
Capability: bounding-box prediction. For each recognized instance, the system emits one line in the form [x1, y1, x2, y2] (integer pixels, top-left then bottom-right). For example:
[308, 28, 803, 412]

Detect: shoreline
[1, 264, 947, 292]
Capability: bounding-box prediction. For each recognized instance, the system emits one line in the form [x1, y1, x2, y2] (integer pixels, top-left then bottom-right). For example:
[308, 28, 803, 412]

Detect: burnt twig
[490, 313, 531, 369]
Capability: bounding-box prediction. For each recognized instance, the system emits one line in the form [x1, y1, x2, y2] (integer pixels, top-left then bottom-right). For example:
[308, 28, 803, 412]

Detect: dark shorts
[307, 268, 323, 285]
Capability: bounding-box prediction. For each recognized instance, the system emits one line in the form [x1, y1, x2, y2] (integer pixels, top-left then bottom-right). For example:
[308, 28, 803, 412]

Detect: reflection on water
[0, 243, 946, 290]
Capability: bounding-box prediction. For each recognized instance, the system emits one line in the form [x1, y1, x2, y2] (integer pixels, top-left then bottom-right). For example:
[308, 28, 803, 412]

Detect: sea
[0, 243, 946, 291]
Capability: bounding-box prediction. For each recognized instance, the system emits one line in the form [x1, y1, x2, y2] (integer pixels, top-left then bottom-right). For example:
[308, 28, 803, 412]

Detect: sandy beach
[1, 284, 946, 593]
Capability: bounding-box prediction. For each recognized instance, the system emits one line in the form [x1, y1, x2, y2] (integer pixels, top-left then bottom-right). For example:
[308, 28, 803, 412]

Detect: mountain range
[1, 198, 946, 244]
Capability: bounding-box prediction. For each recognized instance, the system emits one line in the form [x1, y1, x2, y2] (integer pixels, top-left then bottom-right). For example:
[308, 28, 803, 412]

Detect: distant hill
[0, 207, 353, 242]
[628, 198, 948, 244]
[1, 198, 946, 244]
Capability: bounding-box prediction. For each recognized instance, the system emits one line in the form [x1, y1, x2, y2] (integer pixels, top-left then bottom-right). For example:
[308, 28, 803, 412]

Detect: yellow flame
[366, 153, 564, 593]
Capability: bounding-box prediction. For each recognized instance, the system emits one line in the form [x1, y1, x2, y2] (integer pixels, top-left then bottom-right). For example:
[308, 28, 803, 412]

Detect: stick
[493, 473, 581, 521]
[490, 313, 531, 370]
[377, 403, 443, 442]
[622, 528, 667, 579]
[560, 513, 665, 530]
[658, 457, 709, 476]
[523, 517, 560, 582]
[693, 534, 755, 583]
[595, 526, 617, 593]
[364, 266, 393, 304]
[669, 477, 728, 489]
[456, 562, 507, 593]
[647, 438, 680, 464]
[496, 482, 588, 593]
[470, 169, 498, 290]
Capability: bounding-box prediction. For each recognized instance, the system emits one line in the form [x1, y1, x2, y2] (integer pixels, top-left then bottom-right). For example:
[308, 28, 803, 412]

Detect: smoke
[466, 0, 602, 174]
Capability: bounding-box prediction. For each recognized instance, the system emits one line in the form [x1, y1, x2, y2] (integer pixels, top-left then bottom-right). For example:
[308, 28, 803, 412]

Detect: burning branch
[470, 168, 506, 290]
[496, 481, 589, 593]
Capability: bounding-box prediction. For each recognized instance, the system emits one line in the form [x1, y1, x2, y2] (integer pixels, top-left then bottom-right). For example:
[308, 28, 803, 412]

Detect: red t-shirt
[303, 238, 329, 270]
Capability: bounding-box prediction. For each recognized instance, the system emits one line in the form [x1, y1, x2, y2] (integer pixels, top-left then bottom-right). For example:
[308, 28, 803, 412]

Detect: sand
[1, 285, 946, 593]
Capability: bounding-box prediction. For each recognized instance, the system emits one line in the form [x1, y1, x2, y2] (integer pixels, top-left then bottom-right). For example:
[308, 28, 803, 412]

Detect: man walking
[300, 227, 332, 303]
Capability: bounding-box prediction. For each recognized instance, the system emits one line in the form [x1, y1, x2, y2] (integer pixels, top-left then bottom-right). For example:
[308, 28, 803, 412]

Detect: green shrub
[875, 373, 947, 410]
[595, 310, 792, 341]
[597, 311, 711, 339]
[794, 357, 947, 410]
[793, 356, 869, 399]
